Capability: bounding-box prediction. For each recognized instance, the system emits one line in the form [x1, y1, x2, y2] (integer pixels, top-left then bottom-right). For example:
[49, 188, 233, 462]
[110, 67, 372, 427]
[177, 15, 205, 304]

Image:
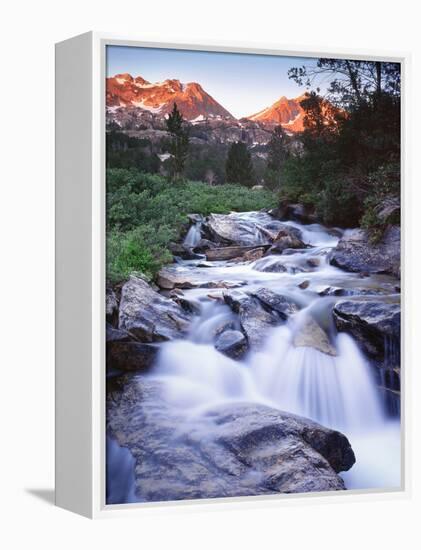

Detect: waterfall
[248, 326, 383, 432]
[154, 316, 384, 433]
[183, 221, 202, 248]
[145, 213, 401, 491]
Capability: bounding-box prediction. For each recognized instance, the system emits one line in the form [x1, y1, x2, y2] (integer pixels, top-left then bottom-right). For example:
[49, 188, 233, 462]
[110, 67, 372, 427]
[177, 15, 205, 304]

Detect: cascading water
[97, 210, 402, 505]
[183, 221, 202, 248]
[147, 212, 401, 492]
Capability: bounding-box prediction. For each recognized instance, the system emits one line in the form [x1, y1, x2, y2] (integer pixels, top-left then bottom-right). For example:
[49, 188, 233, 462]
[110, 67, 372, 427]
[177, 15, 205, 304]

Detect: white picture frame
[55, 31, 410, 519]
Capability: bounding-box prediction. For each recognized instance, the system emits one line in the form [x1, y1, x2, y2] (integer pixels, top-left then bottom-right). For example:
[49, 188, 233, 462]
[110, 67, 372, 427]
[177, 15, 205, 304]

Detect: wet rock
[172, 296, 202, 315]
[156, 266, 200, 290]
[298, 280, 310, 289]
[205, 245, 270, 262]
[168, 288, 184, 297]
[187, 213, 203, 224]
[250, 288, 298, 319]
[107, 342, 159, 372]
[106, 287, 119, 326]
[106, 324, 132, 343]
[318, 286, 388, 297]
[293, 316, 337, 356]
[241, 247, 266, 262]
[207, 292, 225, 302]
[168, 242, 203, 260]
[118, 276, 192, 342]
[107, 376, 355, 502]
[223, 290, 281, 348]
[252, 257, 287, 273]
[270, 202, 318, 224]
[329, 226, 400, 278]
[213, 319, 236, 337]
[376, 196, 400, 224]
[215, 330, 248, 359]
[204, 212, 279, 246]
[307, 258, 321, 268]
[202, 280, 246, 289]
[158, 265, 248, 291]
[332, 300, 400, 361]
[282, 248, 307, 256]
[204, 213, 260, 245]
[268, 230, 307, 255]
[193, 238, 218, 253]
[196, 261, 217, 268]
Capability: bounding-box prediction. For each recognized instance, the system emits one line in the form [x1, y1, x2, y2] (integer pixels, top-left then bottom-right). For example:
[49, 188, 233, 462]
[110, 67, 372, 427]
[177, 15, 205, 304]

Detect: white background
[1, 0, 420, 547]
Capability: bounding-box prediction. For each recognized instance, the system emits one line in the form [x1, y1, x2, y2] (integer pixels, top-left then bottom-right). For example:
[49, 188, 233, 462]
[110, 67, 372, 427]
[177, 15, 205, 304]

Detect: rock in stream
[107, 375, 355, 502]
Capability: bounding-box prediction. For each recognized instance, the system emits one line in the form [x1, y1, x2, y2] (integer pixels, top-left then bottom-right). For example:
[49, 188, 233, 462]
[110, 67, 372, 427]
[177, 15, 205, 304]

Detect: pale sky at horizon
[106, 46, 329, 118]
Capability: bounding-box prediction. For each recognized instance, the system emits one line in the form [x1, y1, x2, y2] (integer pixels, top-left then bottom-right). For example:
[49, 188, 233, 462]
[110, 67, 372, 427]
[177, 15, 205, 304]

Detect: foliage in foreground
[106, 169, 275, 282]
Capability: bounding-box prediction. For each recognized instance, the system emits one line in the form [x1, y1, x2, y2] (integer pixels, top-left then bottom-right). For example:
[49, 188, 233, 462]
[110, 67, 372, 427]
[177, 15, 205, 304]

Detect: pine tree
[225, 142, 255, 187]
[165, 103, 190, 182]
[264, 125, 288, 190]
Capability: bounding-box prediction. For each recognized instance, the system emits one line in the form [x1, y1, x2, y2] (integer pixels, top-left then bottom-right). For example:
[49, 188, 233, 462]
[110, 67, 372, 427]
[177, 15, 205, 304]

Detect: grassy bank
[106, 169, 275, 282]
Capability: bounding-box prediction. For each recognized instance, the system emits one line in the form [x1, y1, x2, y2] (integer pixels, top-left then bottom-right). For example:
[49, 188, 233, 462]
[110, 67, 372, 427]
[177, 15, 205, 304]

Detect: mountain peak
[247, 93, 309, 131]
[106, 73, 233, 120]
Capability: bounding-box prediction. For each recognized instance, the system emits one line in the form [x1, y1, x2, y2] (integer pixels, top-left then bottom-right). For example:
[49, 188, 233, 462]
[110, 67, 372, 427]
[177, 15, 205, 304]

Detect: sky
[106, 46, 326, 119]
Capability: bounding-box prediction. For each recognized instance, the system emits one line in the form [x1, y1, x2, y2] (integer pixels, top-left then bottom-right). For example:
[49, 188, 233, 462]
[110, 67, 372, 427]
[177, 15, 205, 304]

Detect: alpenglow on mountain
[106, 73, 338, 133]
[106, 73, 234, 121]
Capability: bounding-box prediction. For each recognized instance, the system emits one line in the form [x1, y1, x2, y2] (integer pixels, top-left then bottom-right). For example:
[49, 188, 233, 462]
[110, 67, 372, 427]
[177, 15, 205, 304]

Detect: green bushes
[106, 169, 275, 282]
[360, 163, 400, 242]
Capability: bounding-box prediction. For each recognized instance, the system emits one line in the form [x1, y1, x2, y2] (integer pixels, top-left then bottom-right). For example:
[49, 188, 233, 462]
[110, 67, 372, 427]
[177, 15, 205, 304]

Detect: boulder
[187, 213, 203, 224]
[106, 324, 132, 343]
[332, 300, 400, 361]
[269, 201, 318, 224]
[240, 247, 266, 262]
[307, 258, 321, 268]
[118, 276, 192, 342]
[204, 280, 246, 289]
[203, 212, 279, 246]
[107, 341, 159, 372]
[168, 242, 203, 260]
[106, 287, 119, 326]
[376, 196, 400, 224]
[215, 330, 248, 359]
[107, 376, 355, 502]
[204, 213, 260, 246]
[298, 280, 310, 290]
[249, 288, 298, 319]
[156, 267, 198, 290]
[329, 226, 400, 278]
[267, 229, 306, 254]
[253, 259, 287, 273]
[293, 316, 337, 356]
[193, 238, 218, 253]
[223, 290, 281, 348]
[157, 265, 247, 290]
[171, 296, 202, 315]
[205, 245, 270, 262]
[318, 286, 389, 297]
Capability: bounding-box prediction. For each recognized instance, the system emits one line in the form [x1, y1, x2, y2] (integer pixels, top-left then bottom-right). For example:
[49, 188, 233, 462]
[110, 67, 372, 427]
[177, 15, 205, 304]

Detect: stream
[107, 211, 401, 502]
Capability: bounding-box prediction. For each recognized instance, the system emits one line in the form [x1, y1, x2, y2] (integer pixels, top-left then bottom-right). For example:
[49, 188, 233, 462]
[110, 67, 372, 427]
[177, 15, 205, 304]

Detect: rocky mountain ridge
[106, 73, 324, 141]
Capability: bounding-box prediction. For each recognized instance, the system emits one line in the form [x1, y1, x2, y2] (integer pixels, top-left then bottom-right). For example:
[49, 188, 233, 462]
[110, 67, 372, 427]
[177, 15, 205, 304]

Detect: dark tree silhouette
[264, 125, 288, 190]
[289, 59, 400, 110]
[165, 102, 190, 181]
[225, 142, 255, 187]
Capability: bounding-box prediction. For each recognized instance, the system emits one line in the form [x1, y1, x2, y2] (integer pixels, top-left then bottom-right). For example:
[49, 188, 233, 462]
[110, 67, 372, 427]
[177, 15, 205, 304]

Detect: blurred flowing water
[110, 212, 401, 499]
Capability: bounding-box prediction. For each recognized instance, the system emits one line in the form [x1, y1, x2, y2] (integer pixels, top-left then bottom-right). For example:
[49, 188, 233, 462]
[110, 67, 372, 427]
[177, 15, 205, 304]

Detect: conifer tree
[225, 141, 255, 187]
[165, 103, 190, 181]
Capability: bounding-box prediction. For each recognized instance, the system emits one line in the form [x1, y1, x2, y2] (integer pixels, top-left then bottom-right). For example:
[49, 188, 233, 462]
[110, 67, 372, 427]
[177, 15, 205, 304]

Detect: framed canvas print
[55, 32, 408, 518]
